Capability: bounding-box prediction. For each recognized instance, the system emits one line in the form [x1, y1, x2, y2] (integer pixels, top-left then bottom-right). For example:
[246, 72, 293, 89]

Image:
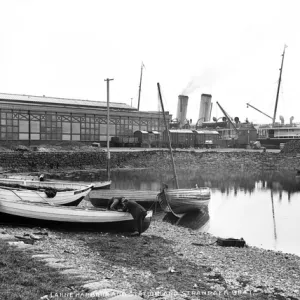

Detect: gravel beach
[1, 215, 300, 300]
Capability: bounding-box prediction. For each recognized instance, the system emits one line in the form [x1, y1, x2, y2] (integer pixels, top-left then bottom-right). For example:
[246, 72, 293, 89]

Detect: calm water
[57, 168, 300, 256]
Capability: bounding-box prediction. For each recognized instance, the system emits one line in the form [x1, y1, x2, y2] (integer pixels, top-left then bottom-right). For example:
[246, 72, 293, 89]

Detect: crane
[216, 101, 239, 133]
[246, 103, 273, 120]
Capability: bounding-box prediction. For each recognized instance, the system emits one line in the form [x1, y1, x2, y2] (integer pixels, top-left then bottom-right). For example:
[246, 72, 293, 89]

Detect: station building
[0, 93, 171, 145]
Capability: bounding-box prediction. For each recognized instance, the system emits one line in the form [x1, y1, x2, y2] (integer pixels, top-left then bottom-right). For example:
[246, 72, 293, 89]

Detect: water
[55, 168, 300, 256]
[208, 187, 300, 256]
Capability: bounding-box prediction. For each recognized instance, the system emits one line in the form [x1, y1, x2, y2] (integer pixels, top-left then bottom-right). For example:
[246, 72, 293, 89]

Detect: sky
[0, 0, 299, 125]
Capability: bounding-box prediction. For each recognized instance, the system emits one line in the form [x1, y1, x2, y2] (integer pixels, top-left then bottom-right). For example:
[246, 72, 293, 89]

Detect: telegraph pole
[104, 78, 114, 181]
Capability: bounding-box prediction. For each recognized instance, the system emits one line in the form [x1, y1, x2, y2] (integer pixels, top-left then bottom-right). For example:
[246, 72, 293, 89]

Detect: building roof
[194, 130, 219, 135]
[150, 131, 160, 134]
[134, 130, 148, 134]
[0, 92, 135, 111]
[169, 129, 194, 133]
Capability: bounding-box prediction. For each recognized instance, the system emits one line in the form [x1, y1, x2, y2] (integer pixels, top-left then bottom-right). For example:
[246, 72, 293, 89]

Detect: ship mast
[273, 45, 287, 126]
[137, 62, 145, 111]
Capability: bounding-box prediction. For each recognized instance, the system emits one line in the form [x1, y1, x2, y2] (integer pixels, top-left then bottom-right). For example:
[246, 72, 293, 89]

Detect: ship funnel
[176, 95, 189, 127]
[290, 116, 294, 125]
[198, 94, 212, 126]
[279, 115, 284, 124]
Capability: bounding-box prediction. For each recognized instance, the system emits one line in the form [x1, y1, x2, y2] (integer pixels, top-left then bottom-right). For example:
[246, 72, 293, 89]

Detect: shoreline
[1, 146, 300, 299]
[1, 215, 300, 300]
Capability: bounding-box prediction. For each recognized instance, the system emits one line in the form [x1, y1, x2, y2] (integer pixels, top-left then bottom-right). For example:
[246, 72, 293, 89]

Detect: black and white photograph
[0, 1, 300, 299]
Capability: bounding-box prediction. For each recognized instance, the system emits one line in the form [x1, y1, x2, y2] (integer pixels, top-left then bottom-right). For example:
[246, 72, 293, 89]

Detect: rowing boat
[0, 178, 95, 206]
[157, 187, 211, 216]
[0, 197, 153, 232]
[88, 189, 158, 208]
[89, 186, 210, 216]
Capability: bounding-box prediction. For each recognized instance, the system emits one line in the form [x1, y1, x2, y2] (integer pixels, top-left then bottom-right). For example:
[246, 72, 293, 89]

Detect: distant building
[0, 93, 171, 144]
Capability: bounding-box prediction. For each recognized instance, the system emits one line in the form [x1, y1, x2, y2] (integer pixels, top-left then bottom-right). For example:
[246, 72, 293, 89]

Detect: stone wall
[0, 150, 299, 173]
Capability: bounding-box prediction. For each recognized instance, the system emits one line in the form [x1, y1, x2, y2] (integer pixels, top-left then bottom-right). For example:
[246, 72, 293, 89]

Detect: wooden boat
[0, 197, 153, 232]
[0, 175, 111, 190]
[156, 83, 211, 217]
[157, 187, 211, 217]
[91, 181, 111, 190]
[0, 179, 95, 206]
[88, 187, 210, 213]
[88, 189, 158, 208]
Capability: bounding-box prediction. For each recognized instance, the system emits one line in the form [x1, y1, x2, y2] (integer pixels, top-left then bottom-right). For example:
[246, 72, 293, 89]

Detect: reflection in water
[177, 208, 210, 230]
[50, 168, 300, 198]
[162, 208, 210, 231]
[270, 190, 278, 245]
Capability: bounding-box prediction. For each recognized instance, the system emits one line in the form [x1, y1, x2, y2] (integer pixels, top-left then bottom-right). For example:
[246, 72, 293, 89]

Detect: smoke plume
[181, 69, 215, 95]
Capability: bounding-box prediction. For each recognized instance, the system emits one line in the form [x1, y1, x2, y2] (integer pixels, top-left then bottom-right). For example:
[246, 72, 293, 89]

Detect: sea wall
[0, 150, 300, 173]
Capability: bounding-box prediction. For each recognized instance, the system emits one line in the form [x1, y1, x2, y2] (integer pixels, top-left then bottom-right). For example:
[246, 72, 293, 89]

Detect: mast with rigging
[137, 62, 145, 111]
[157, 82, 179, 189]
[273, 45, 287, 126]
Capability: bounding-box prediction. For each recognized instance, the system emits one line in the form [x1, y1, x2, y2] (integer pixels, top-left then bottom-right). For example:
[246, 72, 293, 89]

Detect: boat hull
[0, 185, 92, 206]
[88, 189, 158, 210]
[0, 178, 95, 206]
[91, 181, 111, 190]
[258, 137, 300, 149]
[0, 199, 152, 233]
[158, 188, 210, 216]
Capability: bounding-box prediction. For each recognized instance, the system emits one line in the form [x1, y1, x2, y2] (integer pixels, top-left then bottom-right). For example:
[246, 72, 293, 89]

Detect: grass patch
[0, 243, 87, 300]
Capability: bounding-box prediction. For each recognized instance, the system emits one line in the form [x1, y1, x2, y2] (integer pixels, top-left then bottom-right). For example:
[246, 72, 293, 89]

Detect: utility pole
[104, 78, 114, 181]
[131, 98, 133, 107]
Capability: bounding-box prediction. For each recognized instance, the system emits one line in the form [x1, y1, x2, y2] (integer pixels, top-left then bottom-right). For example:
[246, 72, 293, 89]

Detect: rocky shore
[1, 215, 300, 300]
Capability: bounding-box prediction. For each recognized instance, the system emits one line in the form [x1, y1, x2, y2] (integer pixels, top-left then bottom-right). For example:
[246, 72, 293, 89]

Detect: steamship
[170, 94, 257, 148]
[248, 46, 300, 149]
[256, 117, 300, 149]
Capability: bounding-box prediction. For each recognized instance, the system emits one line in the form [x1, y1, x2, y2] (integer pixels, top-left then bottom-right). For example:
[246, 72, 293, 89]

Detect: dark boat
[88, 186, 210, 213]
[88, 189, 158, 209]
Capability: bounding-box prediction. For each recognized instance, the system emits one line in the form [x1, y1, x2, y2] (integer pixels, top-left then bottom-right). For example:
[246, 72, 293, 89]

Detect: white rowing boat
[0, 178, 95, 206]
[0, 197, 153, 232]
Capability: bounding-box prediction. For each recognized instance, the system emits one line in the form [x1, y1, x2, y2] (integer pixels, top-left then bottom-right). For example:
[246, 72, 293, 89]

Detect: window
[19, 121, 29, 133]
[62, 122, 71, 133]
[72, 123, 80, 134]
[31, 121, 40, 133]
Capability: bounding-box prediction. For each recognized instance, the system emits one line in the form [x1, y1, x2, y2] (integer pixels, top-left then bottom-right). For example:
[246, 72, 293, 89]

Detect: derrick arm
[216, 101, 239, 133]
[246, 103, 273, 120]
